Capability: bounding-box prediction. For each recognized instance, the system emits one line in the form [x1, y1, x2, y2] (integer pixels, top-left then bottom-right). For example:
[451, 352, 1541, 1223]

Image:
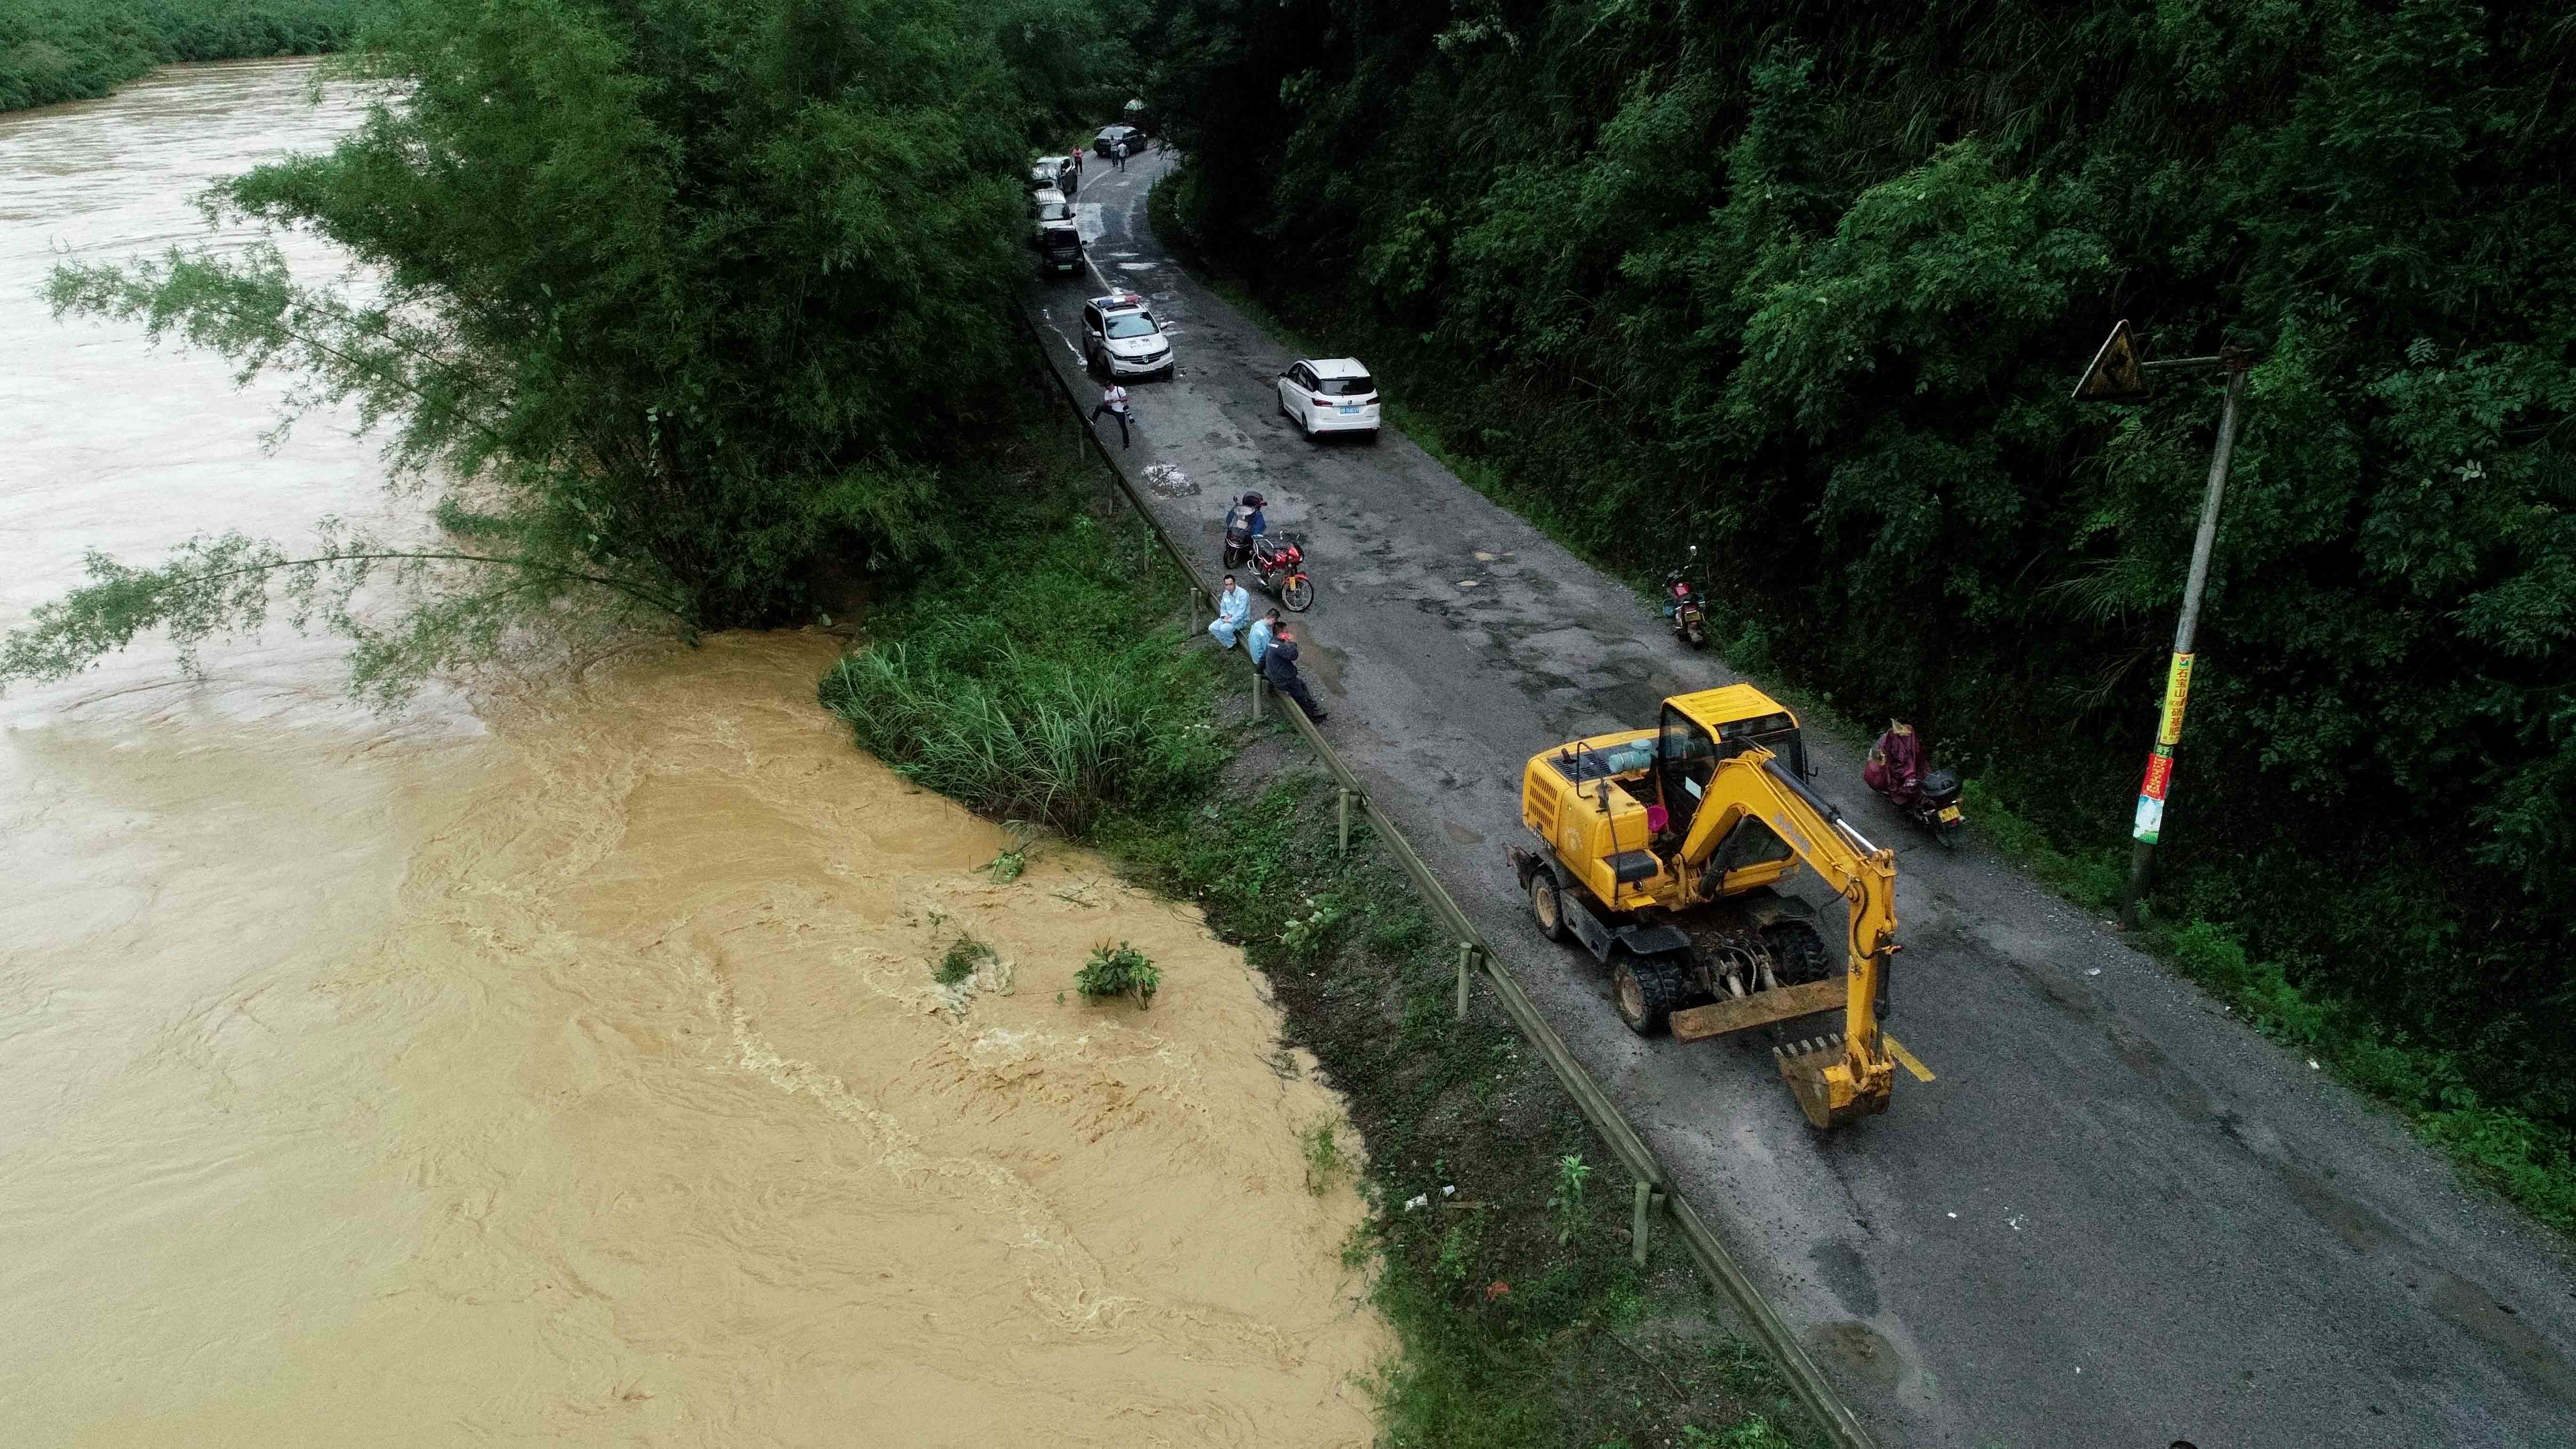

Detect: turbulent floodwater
[1, 61, 1384, 1446]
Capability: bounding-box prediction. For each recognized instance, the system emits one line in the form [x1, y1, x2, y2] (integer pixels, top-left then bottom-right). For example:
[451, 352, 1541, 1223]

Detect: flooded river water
[1, 61, 1384, 1445]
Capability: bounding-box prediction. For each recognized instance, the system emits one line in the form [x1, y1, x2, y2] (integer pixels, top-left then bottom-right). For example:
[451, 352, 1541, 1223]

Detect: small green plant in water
[934, 933, 994, 987]
[1075, 940, 1160, 1009]
[1301, 1119, 1348, 1194]
[1547, 1153, 1592, 1245]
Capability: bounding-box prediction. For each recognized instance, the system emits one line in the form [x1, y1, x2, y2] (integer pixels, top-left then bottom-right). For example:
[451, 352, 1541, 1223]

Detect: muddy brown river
[1, 61, 1385, 1445]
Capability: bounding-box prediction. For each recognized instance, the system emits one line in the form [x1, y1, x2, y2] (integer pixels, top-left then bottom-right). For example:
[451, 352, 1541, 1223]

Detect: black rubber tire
[1528, 870, 1571, 943]
[1612, 955, 1688, 1036]
[1683, 621, 1706, 649]
[1762, 919, 1832, 986]
[1281, 574, 1315, 612]
[1939, 820, 1967, 851]
[1365, 428, 1382, 446]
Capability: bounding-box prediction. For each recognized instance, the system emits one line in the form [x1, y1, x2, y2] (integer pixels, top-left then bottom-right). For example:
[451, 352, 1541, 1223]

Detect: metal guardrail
[1020, 317, 1876, 1449]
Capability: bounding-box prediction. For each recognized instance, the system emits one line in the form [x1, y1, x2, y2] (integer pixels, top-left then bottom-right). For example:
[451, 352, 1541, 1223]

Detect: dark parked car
[1093, 124, 1143, 158]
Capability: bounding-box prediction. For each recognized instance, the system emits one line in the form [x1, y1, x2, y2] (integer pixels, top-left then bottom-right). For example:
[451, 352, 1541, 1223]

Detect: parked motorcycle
[1662, 545, 1707, 649]
[1249, 534, 1314, 612]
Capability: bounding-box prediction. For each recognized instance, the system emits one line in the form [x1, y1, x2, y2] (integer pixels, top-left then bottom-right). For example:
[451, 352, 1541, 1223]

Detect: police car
[1081, 293, 1173, 381]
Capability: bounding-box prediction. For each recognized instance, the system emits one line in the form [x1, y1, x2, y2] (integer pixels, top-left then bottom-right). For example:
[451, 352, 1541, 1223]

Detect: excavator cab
[1652, 697, 1802, 897]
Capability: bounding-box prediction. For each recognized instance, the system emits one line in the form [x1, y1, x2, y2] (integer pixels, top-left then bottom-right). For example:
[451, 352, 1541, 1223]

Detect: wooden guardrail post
[1455, 942, 1474, 1022]
[1251, 672, 1264, 720]
[1633, 1180, 1654, 1266]
[1337, 787, 1352, 856]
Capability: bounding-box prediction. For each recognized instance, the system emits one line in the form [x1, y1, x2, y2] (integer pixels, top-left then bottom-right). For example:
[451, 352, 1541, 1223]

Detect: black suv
[1093, 125, 1143, 158]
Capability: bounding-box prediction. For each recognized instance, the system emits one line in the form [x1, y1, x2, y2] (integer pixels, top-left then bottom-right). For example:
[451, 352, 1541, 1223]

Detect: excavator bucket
[1774, 1034, 1893, 1130]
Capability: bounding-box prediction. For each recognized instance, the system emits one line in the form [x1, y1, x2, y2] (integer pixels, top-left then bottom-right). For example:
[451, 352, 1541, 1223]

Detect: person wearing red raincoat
[1864, 720, 1925, 807]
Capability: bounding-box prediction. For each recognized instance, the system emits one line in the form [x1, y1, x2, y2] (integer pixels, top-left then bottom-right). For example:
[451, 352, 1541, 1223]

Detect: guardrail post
[1337, 787, 1352, 856]
[1632, 1181, 1654, 1266]
[1455, 942, 1474, 1022]
[1251, 672, 1264, 720]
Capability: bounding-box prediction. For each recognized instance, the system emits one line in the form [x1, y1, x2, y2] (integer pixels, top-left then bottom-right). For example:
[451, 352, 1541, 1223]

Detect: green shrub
[1075, 940, 1159, 1008]
[934, 933, 993, 988]
[820, 490, 1225, 837]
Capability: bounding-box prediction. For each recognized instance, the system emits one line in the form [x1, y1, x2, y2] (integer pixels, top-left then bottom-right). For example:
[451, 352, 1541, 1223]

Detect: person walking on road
[1208, 575, 1250, 649]
[1089, 381, 1131, 449]
[1262, 624, 1327, 723]
[1246, 607, 1281, 668]
[1113, 138, 1128, 172]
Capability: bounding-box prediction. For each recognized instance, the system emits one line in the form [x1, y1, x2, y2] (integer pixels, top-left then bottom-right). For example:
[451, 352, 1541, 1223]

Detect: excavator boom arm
[1665, 746, 1900, 1125]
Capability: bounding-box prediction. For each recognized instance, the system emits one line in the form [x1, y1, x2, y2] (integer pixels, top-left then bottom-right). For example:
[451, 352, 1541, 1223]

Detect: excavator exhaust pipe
[1774, 1033, 1893, 1130]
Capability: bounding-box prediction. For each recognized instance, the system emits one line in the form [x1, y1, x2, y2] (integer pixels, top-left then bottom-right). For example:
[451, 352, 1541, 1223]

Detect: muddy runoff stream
[2, 62, 1385, 1445]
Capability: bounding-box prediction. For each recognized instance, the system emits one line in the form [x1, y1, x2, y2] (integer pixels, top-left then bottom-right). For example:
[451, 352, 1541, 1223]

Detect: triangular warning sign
[2073, 319, 2151, 402]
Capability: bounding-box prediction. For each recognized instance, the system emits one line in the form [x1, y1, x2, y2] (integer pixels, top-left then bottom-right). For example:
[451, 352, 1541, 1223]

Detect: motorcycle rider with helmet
[1223, 492, 1268, 569]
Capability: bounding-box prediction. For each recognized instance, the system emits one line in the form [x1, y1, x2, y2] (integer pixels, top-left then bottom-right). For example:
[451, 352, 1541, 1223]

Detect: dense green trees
[10, 0, 1125, 699]
[0, 0, 370, 113]
[1143, 0, 2575, 1194]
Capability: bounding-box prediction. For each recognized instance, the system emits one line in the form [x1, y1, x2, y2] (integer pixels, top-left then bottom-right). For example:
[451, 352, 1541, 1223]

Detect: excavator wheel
[1761, 920, 1831, 985]
[1612, 954, 1688, 1036]
[1527, 870, 1572, 944]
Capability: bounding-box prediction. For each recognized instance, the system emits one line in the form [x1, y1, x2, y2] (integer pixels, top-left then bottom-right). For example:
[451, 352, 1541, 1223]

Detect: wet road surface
[1032, 145, 2576, 1449]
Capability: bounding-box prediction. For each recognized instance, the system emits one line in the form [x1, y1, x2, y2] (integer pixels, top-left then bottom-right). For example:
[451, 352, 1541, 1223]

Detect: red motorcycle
[1662, 545, 1707, 648]
[1250, 535, 1314, 612]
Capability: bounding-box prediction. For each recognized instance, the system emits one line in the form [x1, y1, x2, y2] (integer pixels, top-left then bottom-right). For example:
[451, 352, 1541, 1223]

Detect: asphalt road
[1035, 147, 2576, 1449]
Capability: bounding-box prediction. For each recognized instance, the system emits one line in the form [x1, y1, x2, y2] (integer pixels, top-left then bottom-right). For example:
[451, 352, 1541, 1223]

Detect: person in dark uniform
[1261, 623, 1327, 723]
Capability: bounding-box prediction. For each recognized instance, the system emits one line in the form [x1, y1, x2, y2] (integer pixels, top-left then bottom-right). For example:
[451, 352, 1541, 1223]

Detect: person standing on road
[1208, 575, 1250, 649]
[1262, 624, 1327, 723]
[1113, 138, 1128, 171]
[1246, 607, 1281, 667]
[1068, 149, 1082, 179]
[1089, 381, 1131, 449]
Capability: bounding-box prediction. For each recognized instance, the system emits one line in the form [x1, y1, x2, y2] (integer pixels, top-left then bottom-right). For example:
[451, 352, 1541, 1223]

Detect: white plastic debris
[2308, 1059, 2321, 1070]
[1403, 1194, 1430, 1212]
[1441, 1185, 1456, 1197]
[2085, 968, 2101, 976]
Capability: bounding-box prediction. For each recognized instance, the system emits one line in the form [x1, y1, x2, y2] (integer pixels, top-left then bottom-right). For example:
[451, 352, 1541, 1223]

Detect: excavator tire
[1528, 870, 1572, 944]
[1762, 920, 1831, 986]
[1612, 954, 1688, 1036]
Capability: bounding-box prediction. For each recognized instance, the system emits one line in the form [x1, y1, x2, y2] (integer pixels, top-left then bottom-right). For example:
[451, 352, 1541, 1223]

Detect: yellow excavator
[1505, 685, 1899, 1127]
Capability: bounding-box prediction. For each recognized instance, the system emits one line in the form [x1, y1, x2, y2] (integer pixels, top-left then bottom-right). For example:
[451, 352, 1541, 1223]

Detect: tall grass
[818, 480, 1224, 837]
[0, 0, 373, 113]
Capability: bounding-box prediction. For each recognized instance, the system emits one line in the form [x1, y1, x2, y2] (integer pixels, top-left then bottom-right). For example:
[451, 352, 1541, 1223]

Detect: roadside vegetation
[1136, 0, 2576, 1237]
[6, 0, 1136, 702]
[0, 0, 371, 114]
[823, 410, 1826, 1447]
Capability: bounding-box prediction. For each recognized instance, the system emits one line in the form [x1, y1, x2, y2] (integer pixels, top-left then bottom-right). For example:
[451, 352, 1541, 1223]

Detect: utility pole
[2070, 323, 2256, 926]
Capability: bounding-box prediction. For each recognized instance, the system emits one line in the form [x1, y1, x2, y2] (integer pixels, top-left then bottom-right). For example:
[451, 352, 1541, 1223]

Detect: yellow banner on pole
[2157, 652, 2195, 747]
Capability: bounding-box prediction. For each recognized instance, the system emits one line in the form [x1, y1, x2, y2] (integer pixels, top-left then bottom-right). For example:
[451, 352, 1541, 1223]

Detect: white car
[1083, 293, 1173, 380]
[1276, 358, 1380, 442]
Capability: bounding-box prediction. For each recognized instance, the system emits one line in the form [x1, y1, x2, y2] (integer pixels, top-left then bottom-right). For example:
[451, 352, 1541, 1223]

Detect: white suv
[1277, 357, 1380, 442]
[1083, 293, 1173, 380]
